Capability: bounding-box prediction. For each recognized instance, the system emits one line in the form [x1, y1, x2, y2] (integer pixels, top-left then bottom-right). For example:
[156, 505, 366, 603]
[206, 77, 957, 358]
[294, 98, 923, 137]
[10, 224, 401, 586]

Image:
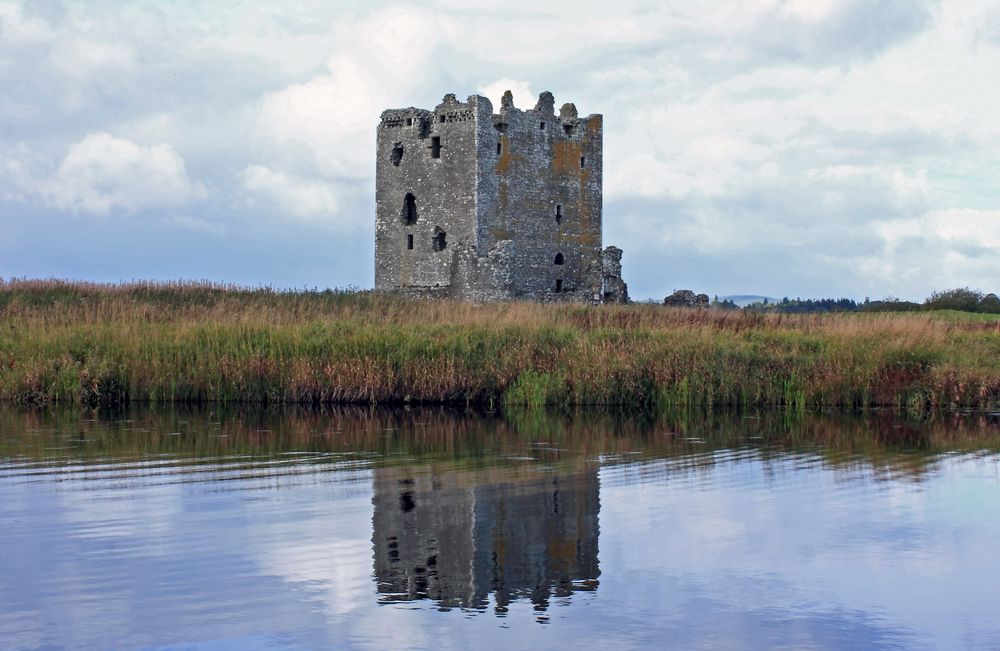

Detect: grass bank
[1, 280, 998, 409]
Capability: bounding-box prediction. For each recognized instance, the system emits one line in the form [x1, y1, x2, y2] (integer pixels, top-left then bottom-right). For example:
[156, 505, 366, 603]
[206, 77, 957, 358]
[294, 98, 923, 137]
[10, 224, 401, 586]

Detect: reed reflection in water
[0, 405, 999, 650]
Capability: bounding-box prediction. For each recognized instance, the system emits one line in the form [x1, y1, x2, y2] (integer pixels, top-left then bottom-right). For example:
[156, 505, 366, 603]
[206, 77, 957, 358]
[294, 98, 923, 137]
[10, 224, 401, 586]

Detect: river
[1, 406, 998, 650]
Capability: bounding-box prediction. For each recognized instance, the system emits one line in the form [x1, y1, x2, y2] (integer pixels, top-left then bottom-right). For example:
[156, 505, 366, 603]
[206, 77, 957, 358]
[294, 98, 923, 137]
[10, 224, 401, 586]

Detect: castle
[372, 464, 600, 611]
[374, 91, 628, 303]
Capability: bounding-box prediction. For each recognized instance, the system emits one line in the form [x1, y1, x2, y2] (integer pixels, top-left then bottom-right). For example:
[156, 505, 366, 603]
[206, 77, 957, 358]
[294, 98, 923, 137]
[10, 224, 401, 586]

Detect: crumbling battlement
[374, 91, 627, 303]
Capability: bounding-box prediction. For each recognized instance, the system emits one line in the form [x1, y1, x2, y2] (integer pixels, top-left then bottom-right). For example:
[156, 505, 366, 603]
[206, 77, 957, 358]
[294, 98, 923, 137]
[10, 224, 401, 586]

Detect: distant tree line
[737, 288, 1000, 315]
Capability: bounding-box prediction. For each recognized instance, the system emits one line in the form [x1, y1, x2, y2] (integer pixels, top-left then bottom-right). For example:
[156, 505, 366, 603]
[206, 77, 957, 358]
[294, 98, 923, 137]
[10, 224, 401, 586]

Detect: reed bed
[1, 279, 998, 409]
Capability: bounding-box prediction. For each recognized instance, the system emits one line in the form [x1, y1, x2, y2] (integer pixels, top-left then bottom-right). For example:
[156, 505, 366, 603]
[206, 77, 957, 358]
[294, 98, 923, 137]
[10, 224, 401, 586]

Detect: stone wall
[601, 246, 629, 303]
[374, 91, 626, 304]
[479, 91, 604, 302]
[375, 94, 490, 293]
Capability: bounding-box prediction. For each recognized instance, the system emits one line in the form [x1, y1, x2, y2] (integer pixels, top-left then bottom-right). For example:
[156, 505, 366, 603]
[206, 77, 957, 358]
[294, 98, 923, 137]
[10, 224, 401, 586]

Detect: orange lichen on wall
[495, 136, 514, 174]
[551, 139, 583, 176]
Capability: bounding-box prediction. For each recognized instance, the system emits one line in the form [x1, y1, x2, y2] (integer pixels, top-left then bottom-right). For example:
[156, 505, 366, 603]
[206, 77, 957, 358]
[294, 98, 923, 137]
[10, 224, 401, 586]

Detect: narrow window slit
[580, 155, 586, 168]
[555, 279, 563, 293]
[402, 193, 417, 225]
[430, 136, 441, 159]
[406, 234, 413, 250]
[555, 204, 562, 224]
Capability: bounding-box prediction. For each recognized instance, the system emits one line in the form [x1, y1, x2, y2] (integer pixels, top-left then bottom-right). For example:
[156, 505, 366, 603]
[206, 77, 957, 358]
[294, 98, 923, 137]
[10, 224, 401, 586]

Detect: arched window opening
[402, 193, 417, 225]
[433, 229, 447, 252]
[391, 143, 403, 166]
[554, 252, 564, 265]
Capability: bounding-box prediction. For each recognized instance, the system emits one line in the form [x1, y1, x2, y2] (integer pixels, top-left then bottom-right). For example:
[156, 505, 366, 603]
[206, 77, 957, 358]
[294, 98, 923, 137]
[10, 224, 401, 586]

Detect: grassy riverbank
[1, 280, 998, 409]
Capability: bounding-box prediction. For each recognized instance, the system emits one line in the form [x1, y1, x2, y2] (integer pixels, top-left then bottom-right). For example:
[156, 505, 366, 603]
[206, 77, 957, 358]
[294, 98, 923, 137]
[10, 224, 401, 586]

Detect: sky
[1, 0, 998, 301]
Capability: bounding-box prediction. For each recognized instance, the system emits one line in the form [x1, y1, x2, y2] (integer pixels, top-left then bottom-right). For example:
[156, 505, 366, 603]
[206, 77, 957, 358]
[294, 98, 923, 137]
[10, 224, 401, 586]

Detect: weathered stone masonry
[375, 91, 628, 303]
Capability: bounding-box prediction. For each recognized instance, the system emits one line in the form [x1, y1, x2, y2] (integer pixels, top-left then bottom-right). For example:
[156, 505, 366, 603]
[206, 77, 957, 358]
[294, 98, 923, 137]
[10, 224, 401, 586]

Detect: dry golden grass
[1, 279, 998, 408]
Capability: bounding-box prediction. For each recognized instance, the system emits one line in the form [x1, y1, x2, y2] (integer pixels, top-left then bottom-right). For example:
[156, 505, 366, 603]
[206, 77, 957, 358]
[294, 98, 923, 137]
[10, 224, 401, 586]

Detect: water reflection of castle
[372, 467, 600, 613]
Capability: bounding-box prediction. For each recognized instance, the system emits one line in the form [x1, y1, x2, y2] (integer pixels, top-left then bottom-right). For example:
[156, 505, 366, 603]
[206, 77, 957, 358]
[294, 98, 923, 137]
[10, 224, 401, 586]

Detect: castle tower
[374, 91, 627, 303]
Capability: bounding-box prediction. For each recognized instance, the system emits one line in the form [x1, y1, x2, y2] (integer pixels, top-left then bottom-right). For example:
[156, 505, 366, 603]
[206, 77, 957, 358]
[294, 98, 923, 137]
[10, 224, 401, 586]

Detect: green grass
[1, 279, 998, 409]
[918, 309, 1000, 323]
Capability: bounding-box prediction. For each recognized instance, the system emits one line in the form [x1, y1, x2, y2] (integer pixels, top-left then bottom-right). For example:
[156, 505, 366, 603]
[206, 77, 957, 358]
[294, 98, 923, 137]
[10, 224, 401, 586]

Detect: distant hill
[720, 295, 781, 307]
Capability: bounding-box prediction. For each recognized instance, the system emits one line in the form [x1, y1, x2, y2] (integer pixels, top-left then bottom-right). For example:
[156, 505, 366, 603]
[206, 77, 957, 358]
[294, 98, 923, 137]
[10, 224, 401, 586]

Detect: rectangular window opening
[430, 136, 441, 159]
[555, 279, 563, 293]
[439, 114, 446, 123]
[405, 117, 412, 126]
[580, 156, 586, 168]
[496, 142, 502, 155]
[406, 234, 413, 250]
[539, 122, 545, 130]
[555, 204, 562, 224]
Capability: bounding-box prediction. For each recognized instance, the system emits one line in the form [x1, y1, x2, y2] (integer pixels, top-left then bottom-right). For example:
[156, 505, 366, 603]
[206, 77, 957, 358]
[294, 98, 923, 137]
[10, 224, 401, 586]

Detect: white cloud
[478, 79, 535, 113]
[257, 57, 379, 180]
[0, 3, 54, 45]
[875, 209, 1000, 252]
[254, 6, 455, 180]
[861, 209, 1000, 295]
[49, 38, 136, 79]
[4, 132, 203, 216]
[0, 0, 998, 296]
[166, 215, 227, 236]
[780, 0, 842, 23]
[243, 164, 339, 220]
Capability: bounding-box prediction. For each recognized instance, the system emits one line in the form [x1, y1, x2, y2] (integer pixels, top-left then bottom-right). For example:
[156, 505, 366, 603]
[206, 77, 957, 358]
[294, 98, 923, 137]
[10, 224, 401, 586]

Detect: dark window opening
[539, 121, 545, 130]
[580, 155, 586, 168]
[402, 193, 417, 224]
[400, 491, 416, 513]
[419, 118, 431, 138]
[604, 291, 613, 300]
[494, 122, 508, 133]
[555, 204, 562, 224]
[563, 124, 574, 136]
[406, 234, 413, 250]
[554, 252, 564, 265]
[555, 279, 563, 293]
[497, 142, 502, 155]
[433, 230, 447, 252]
[391, 143, 403, 166]
[430, 136, 441, 159]
[405, 117, 413, 126]
[439, 114, 446, 123]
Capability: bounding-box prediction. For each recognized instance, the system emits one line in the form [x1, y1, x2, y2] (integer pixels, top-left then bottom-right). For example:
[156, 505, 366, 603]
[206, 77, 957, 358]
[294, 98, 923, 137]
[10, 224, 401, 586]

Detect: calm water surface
[1, 407, 999, 650]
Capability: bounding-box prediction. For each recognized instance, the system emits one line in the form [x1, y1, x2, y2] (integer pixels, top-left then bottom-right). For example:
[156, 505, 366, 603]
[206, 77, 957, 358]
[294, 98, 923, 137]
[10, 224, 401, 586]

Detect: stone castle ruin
[375, 91, 628, 303]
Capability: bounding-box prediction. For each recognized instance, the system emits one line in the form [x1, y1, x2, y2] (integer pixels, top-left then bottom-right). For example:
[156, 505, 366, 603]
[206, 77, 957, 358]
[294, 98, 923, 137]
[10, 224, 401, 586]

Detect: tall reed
[1, 280, 998, 409]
